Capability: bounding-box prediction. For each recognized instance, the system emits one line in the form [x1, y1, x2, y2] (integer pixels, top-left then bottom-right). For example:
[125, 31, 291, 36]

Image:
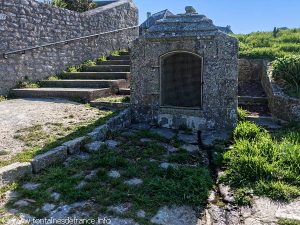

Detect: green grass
[95, 96, 130, 103]
[0, 96, 7, 102]
[234, 28, 300, 60]
[16, 81, 40, 89]
[221, 121, 300, 202]
[279, 219, 300, 225]
[0, 110, 115, 168]
[4, 129, 212, 224]
[47, 75, 60, 81]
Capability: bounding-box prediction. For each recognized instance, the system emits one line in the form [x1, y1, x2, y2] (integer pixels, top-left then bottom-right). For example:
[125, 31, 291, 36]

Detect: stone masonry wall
[131, 33, 239, 131]
[261, 62, 300, 122]
[0, 0, 138, 95]
[238, 59, 264, 82]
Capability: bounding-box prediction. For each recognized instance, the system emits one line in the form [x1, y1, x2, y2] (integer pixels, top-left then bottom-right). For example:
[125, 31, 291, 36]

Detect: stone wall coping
[0, 109, 131, 187]
[266, 64, 300, 103]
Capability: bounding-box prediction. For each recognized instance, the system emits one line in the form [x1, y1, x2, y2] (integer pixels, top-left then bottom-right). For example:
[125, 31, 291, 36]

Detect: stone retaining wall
[238, 59, 264, 82]
[261, 63, 300, 122]
[0, 0, 138, 95]
[0, 108, 131, 186]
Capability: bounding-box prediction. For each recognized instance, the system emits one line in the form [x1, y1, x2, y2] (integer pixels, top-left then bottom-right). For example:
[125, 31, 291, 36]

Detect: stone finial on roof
[185, 6, 197, 14]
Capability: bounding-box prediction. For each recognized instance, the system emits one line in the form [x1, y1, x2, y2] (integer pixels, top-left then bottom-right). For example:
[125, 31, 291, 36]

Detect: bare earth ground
[0, 98, 101, 161]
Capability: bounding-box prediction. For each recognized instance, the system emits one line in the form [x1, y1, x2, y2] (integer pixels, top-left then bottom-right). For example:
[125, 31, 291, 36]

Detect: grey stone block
[0, 162, 32, 186]
[31, 146, 68, 173]
[62, 137, 86, 155]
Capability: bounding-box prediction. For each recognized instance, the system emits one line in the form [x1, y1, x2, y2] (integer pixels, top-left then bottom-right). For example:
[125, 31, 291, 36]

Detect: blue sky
[134, 0, 300, 34]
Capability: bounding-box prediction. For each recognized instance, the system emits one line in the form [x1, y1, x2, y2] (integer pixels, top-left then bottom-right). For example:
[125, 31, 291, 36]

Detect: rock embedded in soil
[124, 178, 143, 186]
[42, 203, 56, 213]
[151, 205, 200, 225]
[108, 170, 121, 179]
[22, 182, 41, 190]
[150, 127, 176, 139]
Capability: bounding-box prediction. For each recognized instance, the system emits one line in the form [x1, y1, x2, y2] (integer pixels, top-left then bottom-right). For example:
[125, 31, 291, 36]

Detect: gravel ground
[0, 98, 101, 161]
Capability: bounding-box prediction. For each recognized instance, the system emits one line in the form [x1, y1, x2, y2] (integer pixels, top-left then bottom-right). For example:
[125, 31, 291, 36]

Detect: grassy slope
[233, 28, 300, 60]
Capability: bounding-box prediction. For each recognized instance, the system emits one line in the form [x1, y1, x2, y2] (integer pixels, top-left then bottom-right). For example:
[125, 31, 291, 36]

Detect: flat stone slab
[130, 123, 151, 130]
[177, 132, 198, 144]
[108, 170, 121, 179]
[124, 178, 143, 186]
[150, 128, 176, 139]
[0, 162, 32, 186]
[31, 145, 68, 173]
[0, 98, 100, 162]
[22, 182, 40, 190]
[181, 144, 199, 152]
[105, 140, 119, 148]
[201, 130, 230, 147]
[151, 205, 200, 225]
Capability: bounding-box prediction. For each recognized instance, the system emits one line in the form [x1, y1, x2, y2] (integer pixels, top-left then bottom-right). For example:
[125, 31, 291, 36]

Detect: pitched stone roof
[140, 9, 234, 34]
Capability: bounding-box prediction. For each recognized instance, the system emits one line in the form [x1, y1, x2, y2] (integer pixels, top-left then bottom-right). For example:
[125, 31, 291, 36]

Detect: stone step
[96, 60, 130, 65]
[41, 79, 128, 89]
[247, 115, 283, 130]
[108, 55, 130, 60]
[118, 88, 130, 95]
[63, 72, 129, 80]
[82, 65, 130, 72]
[119, 51, 130, 56]
[238, 96, 268, 105]
[10, 88, 112, 102]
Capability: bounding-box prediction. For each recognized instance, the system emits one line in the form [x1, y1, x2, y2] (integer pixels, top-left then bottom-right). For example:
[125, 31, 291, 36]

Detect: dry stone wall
[0, 0, 138, 95]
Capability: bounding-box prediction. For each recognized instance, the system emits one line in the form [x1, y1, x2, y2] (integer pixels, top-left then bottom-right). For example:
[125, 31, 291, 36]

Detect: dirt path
[0, 98, 101, 161]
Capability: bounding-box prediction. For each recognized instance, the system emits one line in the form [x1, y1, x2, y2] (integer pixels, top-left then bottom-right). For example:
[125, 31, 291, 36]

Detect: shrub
[51, 0, 95, 12]
[233, 121, 263, 141]
[272, 56, 300, 95]
[223, 122, 300, 201]
[52, 0, 67, 8]
[239, 47, 287, 60]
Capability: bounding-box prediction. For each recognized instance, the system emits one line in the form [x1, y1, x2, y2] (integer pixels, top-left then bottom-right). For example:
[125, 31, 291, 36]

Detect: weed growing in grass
[111, 51, 120, 56]
[16, 81, 40, 89]
[278, 219, 300, 225]
[237, 107, 250, 121]
[0, 95, 7, 102]
[47, 75, 60, 81]
[222, 121, 300, 201]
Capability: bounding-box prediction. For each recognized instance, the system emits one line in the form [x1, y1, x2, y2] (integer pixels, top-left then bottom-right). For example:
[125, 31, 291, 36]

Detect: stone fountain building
[130, 7, 239, 132]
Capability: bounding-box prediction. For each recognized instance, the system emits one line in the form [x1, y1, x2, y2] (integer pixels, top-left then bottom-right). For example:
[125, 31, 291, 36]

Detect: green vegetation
[4, 129, 212, 224]
[0, 110, 115, 168]
[52, 0, 96, 13]
[0, 96, 7, 102]
[96, 96, 130, 103]
[97, 56, 107, 62]
[273, 56, 300, 98]
[16, 81, 40, 89]
[237, 107, 250, 121]
[222, 121, 300, 202]
[278, 219, 300, 225]
[234, 28, 300, 60]
[47, 75, 60, 81]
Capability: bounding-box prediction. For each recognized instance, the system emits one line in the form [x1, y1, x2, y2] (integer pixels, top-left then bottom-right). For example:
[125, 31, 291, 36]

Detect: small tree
[50, 0, 95, 12]
[273, 27, 279, 38]
[63, 0, 96, 12]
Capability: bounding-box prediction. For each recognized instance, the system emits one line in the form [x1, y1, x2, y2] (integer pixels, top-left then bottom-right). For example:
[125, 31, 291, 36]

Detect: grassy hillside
[234, 28, 300, 60]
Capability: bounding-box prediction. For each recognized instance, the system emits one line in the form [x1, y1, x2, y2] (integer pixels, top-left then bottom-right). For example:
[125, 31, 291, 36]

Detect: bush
[223, 122, 300, 201]
[272, 56, 300, 95]
[239, 47, 287, 60]
[52, 0, 95, 12]
[233, 121, 263, 141]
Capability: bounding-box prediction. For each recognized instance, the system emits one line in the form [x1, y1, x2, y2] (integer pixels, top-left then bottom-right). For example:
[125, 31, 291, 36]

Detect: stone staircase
[238, 80, 283, 130]
[10, 52, 131, 102]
